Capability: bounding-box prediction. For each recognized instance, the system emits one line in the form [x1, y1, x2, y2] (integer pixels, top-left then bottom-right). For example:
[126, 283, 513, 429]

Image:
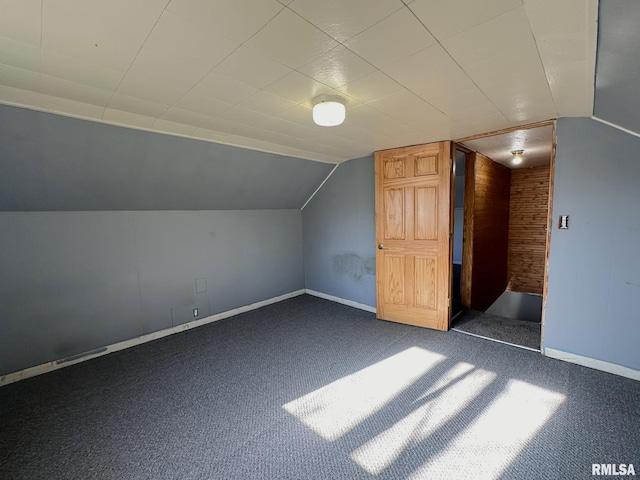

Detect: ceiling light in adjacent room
[511, 150, 524, 165]
[312, 95, 346, 127]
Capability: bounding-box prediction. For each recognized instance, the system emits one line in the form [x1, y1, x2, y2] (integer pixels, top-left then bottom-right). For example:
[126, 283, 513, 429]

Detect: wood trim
[460, 151, 475, 308]
[540, 120, 557, 349]
[447, 142, 455, 326]
[454, 119, 556, 143]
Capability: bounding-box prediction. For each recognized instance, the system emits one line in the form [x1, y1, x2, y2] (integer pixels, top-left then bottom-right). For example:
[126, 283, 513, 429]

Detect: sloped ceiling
[0, 0, 598, 164]
[593, 0, 640, 135]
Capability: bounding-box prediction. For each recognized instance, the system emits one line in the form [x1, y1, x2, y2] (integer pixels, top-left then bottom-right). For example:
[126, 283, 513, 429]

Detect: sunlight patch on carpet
[350, 362, 496, 474]
[282, 347, 445, 441]
[408, 380, 566, 479]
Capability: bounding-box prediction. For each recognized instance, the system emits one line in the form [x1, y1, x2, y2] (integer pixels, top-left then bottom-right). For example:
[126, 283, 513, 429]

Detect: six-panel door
[375, 142, 452, 331]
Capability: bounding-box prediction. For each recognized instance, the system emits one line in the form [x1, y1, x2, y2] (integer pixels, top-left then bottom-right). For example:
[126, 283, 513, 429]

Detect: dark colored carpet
[1, 295, 638, 480]
[452, 310, 541, 350]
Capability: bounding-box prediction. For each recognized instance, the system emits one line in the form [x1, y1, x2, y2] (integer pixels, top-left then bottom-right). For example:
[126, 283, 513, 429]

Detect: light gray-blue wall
[543, 117, 640, 370]
[0, 210, 303, 376]
[0, 104, 333, 211]
[0, 104, 322, 377]
[302, 156, 376, 307]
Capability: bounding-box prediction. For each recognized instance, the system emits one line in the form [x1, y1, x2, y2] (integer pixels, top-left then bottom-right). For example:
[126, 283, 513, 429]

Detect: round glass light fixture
[312, 95, 346, 127]
[511, 149, 524, 165]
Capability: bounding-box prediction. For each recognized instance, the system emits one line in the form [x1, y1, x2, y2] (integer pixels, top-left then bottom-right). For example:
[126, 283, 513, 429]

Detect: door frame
[454, 119, 557, 351]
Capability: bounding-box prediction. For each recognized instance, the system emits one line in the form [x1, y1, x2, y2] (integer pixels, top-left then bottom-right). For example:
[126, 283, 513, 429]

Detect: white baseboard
[305, 289, 377, 313]
[544, 347, 640, 381]
[0, 289, 306, 387]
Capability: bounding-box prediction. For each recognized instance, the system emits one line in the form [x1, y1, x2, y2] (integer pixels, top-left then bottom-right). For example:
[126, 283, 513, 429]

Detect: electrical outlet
[559, 215, 569, 229]
[192, 308, 198, 318]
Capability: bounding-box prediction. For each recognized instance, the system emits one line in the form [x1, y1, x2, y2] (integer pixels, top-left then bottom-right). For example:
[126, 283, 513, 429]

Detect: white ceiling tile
[208, 116, 256, 136]
[192, 128, 230, 143]
[382, 45, 498, 121]
[337, 71, 403, 103]
[525, 0, 595, 116]
[409, 0, 523, 40]
[41, 0, 167, 71]
[263, 71, 327, 105]
[0, 37, 40, 72]
[451, 112, 511, 139]
[0, 63, 41, 92]
[289, 0, 401, 42]
[245, 8, 339, 69]
[42, 21, 141, 72]
[175, 93, 233, 117]
[166, 0, 284, 43]
[239, 91, 298, 115]
[218, 106, 272, 126]
[392, 102, 454, 129]
[254, 116, 305, 136]
[374, 133, 404, 151]
[277, 104, 317, 129]
[0, 84, 43, 107]
[297, 44, 376, 88]
[143, 11, 240, 70]
[107, 93, 169, 118]
[41, 50, 124, 91]
[413, 83, 499, 121]
[41, 75, 112, 107]
[473, 70, 556, 122]
[160, 107, 213, 128]
[382, 44, 448, 87]
[39, 93, 105, 119]
[544, 61, 592, 116]
[213, 46, 292, 90]
[344, 8, 436, 68]
[524, 0, 587, 40]
[191, 73, 258, 104]
[442, 7, 556, 121]
[327, 123, 376, 145]
[44, 0, 167, 45]
[0, 0, 41, 46]
[103, 108, 156, 128]
[442, 7, 534, 68]
[346, 103, 393, 129]
[152, 118, 197, 136]
[366, 89, 425, 116]
[116, 48, 209, 104]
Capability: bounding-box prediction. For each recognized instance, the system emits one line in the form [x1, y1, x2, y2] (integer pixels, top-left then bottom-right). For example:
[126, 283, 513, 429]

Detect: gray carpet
[1, 294, 638, 480]
[453, 310, 541, 350]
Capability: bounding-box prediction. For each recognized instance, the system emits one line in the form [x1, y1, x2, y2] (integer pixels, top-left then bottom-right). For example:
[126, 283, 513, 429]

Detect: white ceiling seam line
[591, 116, 640, 139]
[301, 163, 340, 210]
[101, 0, 174, 119]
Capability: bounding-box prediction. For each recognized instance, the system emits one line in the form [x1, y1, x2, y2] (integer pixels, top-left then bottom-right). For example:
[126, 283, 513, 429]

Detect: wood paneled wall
[461, 153, 511, 311]
[507, 166, 550, 294]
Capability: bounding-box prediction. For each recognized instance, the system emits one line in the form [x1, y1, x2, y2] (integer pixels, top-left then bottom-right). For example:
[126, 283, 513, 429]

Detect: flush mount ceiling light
[511, 149, 524, 165]
[312, 95, 346, 127]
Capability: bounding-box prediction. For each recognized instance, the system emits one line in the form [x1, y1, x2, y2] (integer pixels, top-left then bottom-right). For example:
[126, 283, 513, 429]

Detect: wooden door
[375, 142, 453, 330]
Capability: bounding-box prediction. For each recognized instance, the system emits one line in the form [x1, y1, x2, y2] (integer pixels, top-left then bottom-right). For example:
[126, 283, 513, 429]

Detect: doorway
[450, 122, 555, 351]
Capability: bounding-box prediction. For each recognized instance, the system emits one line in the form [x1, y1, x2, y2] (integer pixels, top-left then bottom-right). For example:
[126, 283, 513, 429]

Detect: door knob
[378, 243, 387, 250]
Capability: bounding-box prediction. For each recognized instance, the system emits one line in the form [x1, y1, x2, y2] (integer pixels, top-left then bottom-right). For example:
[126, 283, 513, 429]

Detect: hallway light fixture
[511, 149, 524, 165]
[312, 95, 346, 127]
